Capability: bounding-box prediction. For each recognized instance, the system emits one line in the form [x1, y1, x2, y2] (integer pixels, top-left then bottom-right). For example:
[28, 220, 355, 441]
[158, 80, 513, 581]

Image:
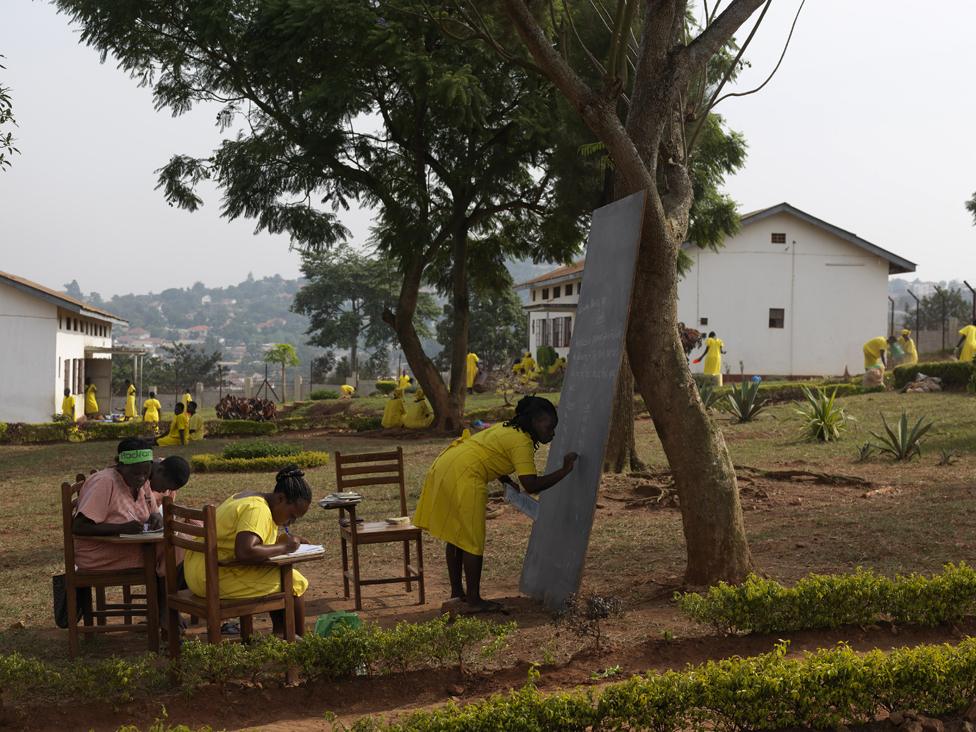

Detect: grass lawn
[3, 388, 976, 727]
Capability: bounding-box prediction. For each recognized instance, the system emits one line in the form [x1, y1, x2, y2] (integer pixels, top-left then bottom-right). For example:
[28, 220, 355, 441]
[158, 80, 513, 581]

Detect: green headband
[118, 448, 153, 464]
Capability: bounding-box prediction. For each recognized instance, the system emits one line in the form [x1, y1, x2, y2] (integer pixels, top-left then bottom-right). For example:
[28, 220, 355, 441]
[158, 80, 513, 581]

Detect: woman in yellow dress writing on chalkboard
[413, 396, 577, 614]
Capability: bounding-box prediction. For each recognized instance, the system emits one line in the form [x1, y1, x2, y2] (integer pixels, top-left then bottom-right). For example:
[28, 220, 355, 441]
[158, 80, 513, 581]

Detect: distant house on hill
[0, 270, 128, 422]
[516, 203, 916, 378]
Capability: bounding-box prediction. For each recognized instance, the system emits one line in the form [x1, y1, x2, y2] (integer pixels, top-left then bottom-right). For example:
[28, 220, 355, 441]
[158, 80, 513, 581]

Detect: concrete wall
[676, 211, 891, 377]
[55, 308, 113, 417]
[0, 285, 58, 422]
[527, 277, 581, 358]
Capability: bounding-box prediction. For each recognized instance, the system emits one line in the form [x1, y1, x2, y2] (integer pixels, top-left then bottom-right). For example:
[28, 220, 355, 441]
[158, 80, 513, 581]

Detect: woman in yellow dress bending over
[693, 331, 726, 385]
[184, 466, 312, 637]
[956, 320, 976, 364]
[413, 396, 578, 614]
[124, 380, 137, 420]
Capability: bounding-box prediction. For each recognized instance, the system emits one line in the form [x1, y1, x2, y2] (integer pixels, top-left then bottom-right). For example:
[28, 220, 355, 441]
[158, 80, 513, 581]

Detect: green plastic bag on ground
[314, 611, 362, 637]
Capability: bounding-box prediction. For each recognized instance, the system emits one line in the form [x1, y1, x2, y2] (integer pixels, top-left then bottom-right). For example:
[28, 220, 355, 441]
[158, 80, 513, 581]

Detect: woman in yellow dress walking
[84, 378, 99, 418]
[898, 329, 918, 366]
[413, 396, 577, 614]
[124, 380, 137, 421]
[693, 332, 726, 385]
[142, 391, 162, 434]
[465, 352, 480, 394]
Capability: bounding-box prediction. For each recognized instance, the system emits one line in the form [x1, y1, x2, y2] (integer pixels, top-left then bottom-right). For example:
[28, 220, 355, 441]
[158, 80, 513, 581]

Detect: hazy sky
[1, 1, 974, 298]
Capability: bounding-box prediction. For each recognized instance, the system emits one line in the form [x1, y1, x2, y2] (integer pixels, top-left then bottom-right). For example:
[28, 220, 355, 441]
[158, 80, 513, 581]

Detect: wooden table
[80, 533, 163, 653]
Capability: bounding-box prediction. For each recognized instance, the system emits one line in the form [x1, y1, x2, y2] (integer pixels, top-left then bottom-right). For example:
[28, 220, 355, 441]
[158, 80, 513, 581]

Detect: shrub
[310, 388, 340, 400]
[348, 415, 383, 432]
[893, 359, 975, 389]
[676, 563, 976, 634]
[795, 386, 851, 442]
[204, 419, 276, 438]
[695, 380, 723, 410]
[536, 345, 558, 370]
[190, 451, 330, 473]
[374, 381, 397, 395]
[724, 380, 766, 422]
[79, 421, 150, 441]
[221, 440, 302, 459]
[0, 421, 71, 444]
[870, 411, 935, 461]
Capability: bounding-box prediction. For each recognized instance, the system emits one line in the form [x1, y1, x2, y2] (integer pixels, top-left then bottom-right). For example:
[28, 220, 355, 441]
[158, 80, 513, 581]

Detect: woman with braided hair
[414, 396, 577, 614]
[184, 465, 313, 637]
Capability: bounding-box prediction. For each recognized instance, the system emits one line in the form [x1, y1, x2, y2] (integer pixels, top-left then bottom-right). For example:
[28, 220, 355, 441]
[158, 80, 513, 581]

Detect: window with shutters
[542, 288, 549, 300]
[563, 316, 573, 345]
[553, 285, 561, 298]
[771, 232, 786, 244]
[769, 308, 785, 328]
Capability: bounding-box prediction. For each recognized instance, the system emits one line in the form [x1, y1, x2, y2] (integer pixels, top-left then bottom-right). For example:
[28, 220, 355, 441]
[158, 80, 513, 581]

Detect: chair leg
[240, 615, 253, 643]
[403, 540, 412, 592]
[340, 536, 350, 599]
[95, 587, 107, 626]
[122, 585, 133, 625]
[167, 606, 181, 660]
[67, 581, 80, 658]
[143, 545, 160, 654]
[415, 534, 425, 605]
[350, 537, 362, 611]
[81, 587, 94, 627]
[282, 570, 297, 685]
[206, 613, 221, 644]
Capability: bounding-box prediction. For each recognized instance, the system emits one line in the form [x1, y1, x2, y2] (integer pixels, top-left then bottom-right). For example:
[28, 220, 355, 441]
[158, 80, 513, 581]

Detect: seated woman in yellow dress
[184, 466, 313, 638]
[381, 388, 406, 429]
[413, 396, 577, 614]
[156, 402, 189, 446]
[403, 388, 434, 429]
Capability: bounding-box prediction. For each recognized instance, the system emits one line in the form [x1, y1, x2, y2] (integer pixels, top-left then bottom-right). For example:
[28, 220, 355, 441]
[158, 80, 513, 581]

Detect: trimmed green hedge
[0, 421, 71, 444]
[204, 419, 276, 437]
[366, 638, 976, 731]
[221, 440, 303, 459]
[894, 360, 975, 389]
[677, 563, 976, 634]
[79, 421, 150, 440]
[310, 388, 340, 400]
[0, 616, 512, 707]
[190, 450, 330, 472]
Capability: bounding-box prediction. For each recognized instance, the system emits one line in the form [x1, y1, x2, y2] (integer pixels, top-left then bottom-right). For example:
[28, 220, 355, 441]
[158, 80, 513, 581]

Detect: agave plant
[724, 380, 766, 423]
[853, 442, 875, 463]
[795, 386, 851, 442]
[696, 380, 724, 411]
[870, 412, 934, 461]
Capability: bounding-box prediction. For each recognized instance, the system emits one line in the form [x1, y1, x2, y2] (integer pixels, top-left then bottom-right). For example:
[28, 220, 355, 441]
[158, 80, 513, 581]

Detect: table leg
[143, 543, 159, 653]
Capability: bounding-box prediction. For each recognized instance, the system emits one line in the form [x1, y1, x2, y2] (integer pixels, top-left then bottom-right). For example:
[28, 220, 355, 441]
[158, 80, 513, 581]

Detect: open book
[268, 543, 326, 562]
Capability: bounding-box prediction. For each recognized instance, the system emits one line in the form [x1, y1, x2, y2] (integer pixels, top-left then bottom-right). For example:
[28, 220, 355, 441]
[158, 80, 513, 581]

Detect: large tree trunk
[603, 351, 646, 473]
[627, 210, 752, 584]
[445, 220, 470, 424]
[383, 253, 464, 432]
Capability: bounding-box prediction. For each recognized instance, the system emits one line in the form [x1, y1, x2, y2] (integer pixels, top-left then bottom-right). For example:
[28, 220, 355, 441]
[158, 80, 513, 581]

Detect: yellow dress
[397, 374, 412, 390]
[61, 395, 76, 420]
[863, 336, 888, 368]
[84, 384, 99, 415]
[413, 424, 537, 556]
[340, 384, 355, 398]
[899, 336, 918, 366]
[465, 352, 480, 389]
[403, 395, 434, 429]
[959, 325, 976, 364]
[703, 337, 724, 376]
[157, 412, 190, 446]
[185, 495, 308, 599]
[143, 398, 161, 424]
[187, 412, 205, 441]
[381, 394, 406, 429]
[182, 392, 192, 409]
[125, 385, 137, 419]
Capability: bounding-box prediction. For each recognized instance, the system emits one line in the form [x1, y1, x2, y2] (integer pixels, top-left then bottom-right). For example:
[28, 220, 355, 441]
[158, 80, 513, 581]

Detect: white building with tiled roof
[517, 204, 916, 378]
[0, 270, 128, 422]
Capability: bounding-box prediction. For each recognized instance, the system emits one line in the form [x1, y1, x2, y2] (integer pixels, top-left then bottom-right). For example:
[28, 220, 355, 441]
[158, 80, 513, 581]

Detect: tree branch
[681, 0, 767, 76]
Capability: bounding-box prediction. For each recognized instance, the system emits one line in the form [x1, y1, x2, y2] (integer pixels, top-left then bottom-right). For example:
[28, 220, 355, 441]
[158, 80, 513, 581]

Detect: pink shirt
[73, 467, 155, 572]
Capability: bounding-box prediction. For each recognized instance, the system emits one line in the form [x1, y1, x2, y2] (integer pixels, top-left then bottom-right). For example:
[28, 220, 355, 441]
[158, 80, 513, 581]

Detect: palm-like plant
[696, 380, 724, 411]
[724, 380, 766, 423]
[870, 412, 934, 461]
[795, 386, 851, 442]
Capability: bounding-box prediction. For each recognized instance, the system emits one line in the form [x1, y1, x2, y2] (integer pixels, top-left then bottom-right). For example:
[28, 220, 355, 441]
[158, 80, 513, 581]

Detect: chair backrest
[334, 447, 407, 516]
[61, 479, 84, 574]
[162, 498, 218, 603]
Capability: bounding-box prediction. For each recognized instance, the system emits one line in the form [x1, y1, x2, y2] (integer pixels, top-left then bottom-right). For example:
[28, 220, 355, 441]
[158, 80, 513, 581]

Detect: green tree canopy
[435, 288, 527, 372]
[911, 285, 971, 330]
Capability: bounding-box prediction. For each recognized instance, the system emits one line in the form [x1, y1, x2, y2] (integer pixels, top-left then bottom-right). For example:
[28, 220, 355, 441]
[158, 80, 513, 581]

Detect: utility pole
[888, 296, 895, 337]
[907, 289, 920, 349]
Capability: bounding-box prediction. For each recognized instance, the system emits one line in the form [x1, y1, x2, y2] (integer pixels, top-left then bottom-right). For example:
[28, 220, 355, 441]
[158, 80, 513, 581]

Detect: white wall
[677, 212, 891, 377]
[55, 308, 113, 417]
[0, 285, 57, 422]
[527, 277, 581, 358]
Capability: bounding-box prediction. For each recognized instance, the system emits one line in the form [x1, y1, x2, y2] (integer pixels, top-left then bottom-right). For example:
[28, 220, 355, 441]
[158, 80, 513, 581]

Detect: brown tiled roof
[0, 270, 127, 323]
[518, 260, 585, 287]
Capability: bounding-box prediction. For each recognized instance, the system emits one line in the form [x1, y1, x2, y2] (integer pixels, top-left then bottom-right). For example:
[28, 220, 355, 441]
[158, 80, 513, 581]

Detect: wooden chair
[335, 447, 424, 610]
[162, 498, 297, 659]
[61, 477, 155, 657]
